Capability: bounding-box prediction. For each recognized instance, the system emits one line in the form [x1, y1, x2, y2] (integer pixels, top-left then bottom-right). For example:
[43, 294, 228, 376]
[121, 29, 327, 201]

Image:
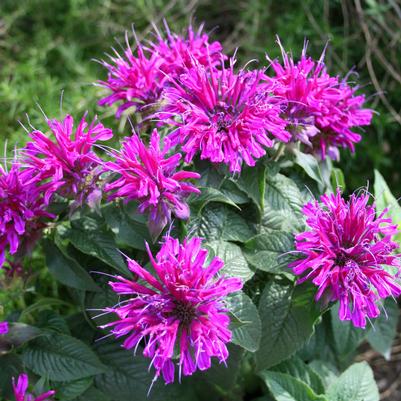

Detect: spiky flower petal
[13, 373, 55, 401]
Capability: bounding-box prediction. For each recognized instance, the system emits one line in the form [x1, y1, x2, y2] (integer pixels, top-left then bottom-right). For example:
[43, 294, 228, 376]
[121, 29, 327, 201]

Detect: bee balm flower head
[160, 57, 290, 173]
[290, 189, 401, 328]
[98, 23, 225, 118]
[101, 235, 243, 385]
[0, 163, 53, 268]
[267, 38, 373, 160]
[24, 114, 112, 207]
[104, 129, 200, 238]
[98, 34, 165, 117]
[151, 22, 225, 75]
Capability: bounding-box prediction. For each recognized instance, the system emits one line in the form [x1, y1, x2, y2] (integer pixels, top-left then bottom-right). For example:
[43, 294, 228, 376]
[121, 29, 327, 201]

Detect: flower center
[335, 253, 348, 267]
[173, 300, 196, 325]
[212, 104, 235, 132]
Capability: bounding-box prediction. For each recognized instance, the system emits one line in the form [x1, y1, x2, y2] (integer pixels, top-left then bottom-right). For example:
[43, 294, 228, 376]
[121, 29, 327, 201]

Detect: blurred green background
[1, 0, 400, 194]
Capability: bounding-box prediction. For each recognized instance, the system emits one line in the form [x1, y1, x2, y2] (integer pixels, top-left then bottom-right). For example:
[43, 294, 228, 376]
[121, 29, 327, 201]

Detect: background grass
[1, 0, 400, 194]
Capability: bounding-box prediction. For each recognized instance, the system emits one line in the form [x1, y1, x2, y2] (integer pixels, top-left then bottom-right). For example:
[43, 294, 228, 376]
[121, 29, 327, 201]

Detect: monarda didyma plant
[0, 22, 399, 401]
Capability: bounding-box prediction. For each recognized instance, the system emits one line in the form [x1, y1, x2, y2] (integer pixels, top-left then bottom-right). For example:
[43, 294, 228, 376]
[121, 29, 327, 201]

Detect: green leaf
[330, 304, 366, 358]
[22, 333, 107, 381]
[293, 149, 324, 187]
[196, 344, 244, 400]
[259, 371, 328, 401]
[43, 240, 100, 292]
[256, 280, 321, 370]
[374, 169, 401, 244]
[189, 203, 254, 243]
[243, 231, 294, 273]
[194, 159, 225, 189]
[330, 168, 345, 191]
[94, 341, 198, 401]
[19, 298, 70, 320]
[220, 179, 250, 204]
[55, 377, 93, 400]
[86, 288, 119, 327]
[263, 173, 304, 232]
[273, 356, 325, 395]
[232, 164, 266, 215]
[102, 203, 150, 250]
[189, 186, 239, 215]
[75, 386, 111, 401]
[37, 310, 71, 334]
[67, 216, 128, 275]
[298, 320, 337, 365]
[227, 291, 262, 352]
[0, 354, 22, 399]
[367, 299, 399, 360]
[309, 360, 339, 390]
[326, 362, 379, 401]
[206, 240, 254, 281]
[0, 323, 42, 354]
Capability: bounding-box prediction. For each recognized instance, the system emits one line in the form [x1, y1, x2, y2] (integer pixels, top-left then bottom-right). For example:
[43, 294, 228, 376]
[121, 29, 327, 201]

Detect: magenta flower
[0, 321, 8, 335]
[160, 58, 290, 172]
[0, 163, 53, 268]
[104, 129, 200, 238]
[101, 236, 243, 385]
[98, 36, 165, 117]
[290, 190, 401, 328]
[151, 23, 224, 76]
[267, 39, 373, 160]
[24, 114, 112, 207]
[12, 373, 55, 401]
[98, 24, 224, 118]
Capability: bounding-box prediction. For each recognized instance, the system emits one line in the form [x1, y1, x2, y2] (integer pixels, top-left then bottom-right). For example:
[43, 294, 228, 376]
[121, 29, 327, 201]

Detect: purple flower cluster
[267, 39, 373, 160]
[101, 236, 242, 385]
[12, 373, 55, 401]
[24, 114, 112, 207]
[160, 58, 289, 172]
[150, 23, 224, 75]
[104, 129, 200, 238]
[291, 190, 401, 328]
[0, 321, 8, 334]
[98, 24, 222, 118]
[0, 163, 53, 268]
[99, 29, 373, 170]
[98, 36, 164, 117]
